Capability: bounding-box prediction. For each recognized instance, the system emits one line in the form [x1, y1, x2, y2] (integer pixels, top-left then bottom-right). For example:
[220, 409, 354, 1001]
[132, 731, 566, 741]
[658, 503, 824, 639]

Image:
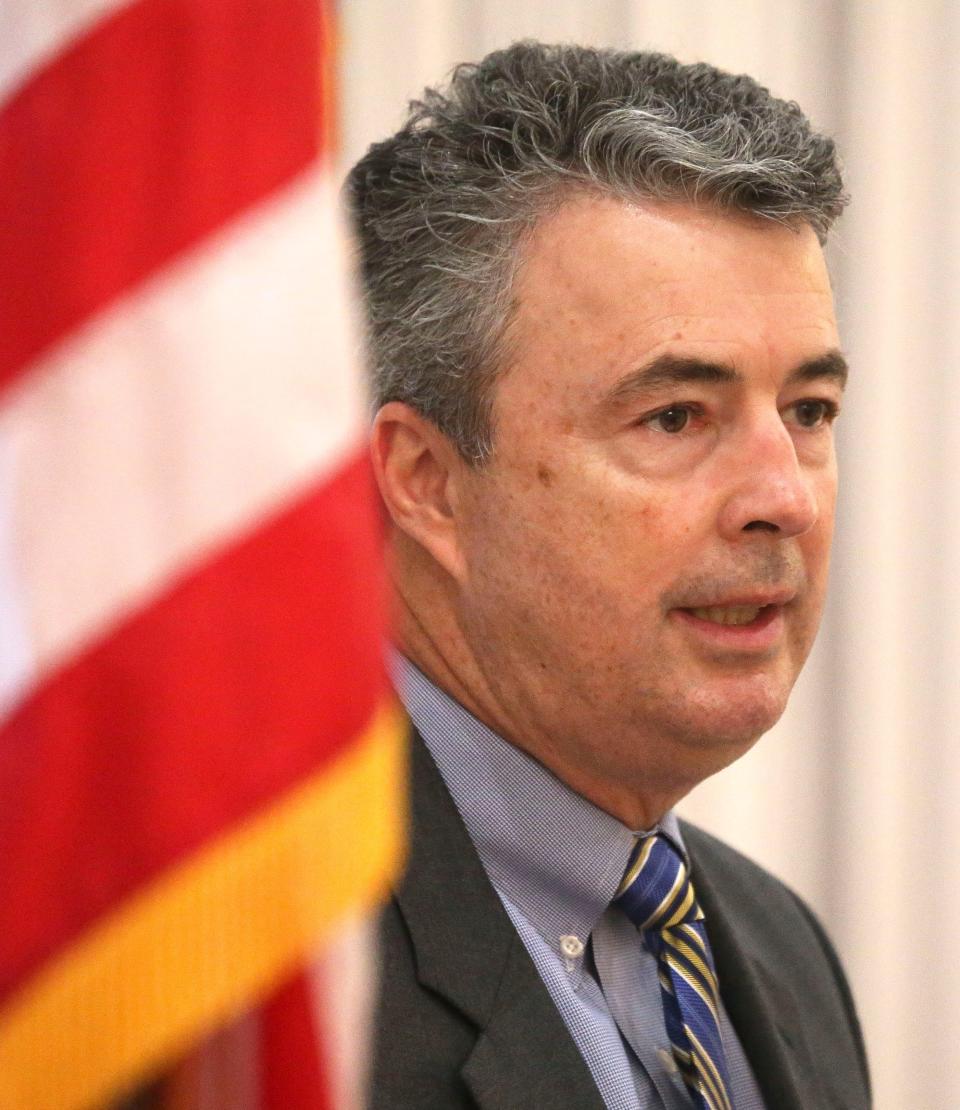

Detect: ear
[370, 401, 469, 580]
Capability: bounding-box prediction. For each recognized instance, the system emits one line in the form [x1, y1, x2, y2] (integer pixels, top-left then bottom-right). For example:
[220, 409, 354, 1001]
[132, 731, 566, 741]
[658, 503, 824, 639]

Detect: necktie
[614, 834, 734, 1110]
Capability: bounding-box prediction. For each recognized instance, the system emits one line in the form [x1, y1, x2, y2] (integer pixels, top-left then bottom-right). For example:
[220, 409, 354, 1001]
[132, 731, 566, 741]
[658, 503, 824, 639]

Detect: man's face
[452, 194, 843, 816]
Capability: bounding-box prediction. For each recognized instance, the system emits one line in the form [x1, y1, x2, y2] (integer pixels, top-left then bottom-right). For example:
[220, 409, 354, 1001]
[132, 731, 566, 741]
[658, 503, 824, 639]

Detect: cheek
[548, 489, 699, 629]
[465, 450, 705, 607]
[805, 485, 837, 576]
[563, 470, 703, 569]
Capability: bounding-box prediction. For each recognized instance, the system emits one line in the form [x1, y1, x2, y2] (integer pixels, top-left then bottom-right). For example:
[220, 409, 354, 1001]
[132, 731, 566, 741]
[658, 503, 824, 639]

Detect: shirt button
[559, 934, 584, 959]
[657, 1046, 679, 1075]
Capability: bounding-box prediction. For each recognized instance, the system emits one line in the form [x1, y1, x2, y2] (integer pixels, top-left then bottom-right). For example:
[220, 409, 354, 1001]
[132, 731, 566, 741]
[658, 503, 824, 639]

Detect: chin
[688, 688, 785, 750]
[669, 677, 793, 754]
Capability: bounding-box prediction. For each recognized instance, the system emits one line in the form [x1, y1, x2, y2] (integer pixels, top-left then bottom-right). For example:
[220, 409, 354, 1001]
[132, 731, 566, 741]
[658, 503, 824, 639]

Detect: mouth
[670, 599, 789, 652]
[685, 604, 773, 627]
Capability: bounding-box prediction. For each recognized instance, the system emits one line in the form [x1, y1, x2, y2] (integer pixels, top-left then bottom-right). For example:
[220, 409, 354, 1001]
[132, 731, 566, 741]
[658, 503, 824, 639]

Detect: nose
[716, 417, 820, 541]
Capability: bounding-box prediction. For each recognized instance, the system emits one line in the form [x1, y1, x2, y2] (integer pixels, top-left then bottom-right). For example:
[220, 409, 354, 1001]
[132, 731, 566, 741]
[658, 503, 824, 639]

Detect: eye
[642, 404, 696, 434]
[785, 398, 839, 429]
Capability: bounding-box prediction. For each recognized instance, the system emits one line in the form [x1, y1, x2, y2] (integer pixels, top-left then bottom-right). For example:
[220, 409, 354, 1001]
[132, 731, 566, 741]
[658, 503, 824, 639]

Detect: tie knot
[614, 834, 703, 932]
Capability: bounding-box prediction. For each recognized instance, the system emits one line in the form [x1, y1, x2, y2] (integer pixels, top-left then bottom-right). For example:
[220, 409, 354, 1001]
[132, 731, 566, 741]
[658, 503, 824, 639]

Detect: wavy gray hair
[347, 42, 847, 464]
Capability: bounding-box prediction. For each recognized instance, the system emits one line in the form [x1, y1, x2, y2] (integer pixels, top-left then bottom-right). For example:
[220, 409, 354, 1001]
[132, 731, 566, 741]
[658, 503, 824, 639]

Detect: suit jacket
[372, 733, 871, 1109]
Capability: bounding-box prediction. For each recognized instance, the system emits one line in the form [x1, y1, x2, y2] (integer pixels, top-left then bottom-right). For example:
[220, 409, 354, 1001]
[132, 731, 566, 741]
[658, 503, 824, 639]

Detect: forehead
[499, 193, 838, 404]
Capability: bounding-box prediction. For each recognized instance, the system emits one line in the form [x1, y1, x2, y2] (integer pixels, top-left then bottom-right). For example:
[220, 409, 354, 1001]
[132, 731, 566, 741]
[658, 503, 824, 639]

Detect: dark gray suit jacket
[372, 734, 871, 1109]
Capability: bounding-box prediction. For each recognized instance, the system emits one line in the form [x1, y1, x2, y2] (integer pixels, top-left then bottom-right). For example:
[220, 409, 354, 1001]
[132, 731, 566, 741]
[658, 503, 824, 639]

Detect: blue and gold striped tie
[615, 834, 734, 1110]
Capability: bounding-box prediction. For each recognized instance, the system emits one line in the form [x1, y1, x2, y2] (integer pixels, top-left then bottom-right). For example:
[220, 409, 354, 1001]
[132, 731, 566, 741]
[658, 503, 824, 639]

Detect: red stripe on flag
[0, 0, 324, 393]
[0, 450, 389, 1004]
[260, 973, 331, 1110]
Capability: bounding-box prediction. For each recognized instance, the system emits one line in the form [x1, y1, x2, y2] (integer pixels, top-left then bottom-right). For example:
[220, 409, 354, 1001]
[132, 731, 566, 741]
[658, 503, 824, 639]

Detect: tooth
[690, 606, 761, 626]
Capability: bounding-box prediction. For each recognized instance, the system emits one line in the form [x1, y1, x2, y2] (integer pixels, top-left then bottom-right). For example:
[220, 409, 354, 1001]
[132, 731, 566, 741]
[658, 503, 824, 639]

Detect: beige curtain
[342, 4, 960, 1105]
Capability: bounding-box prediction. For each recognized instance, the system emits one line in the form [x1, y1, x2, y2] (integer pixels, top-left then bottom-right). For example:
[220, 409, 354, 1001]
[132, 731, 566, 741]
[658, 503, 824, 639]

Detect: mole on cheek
[537, 463, 554, 488]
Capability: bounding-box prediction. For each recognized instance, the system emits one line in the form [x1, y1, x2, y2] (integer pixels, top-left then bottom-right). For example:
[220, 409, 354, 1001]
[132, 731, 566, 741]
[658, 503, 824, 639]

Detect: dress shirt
[395, 655, 765, 1110]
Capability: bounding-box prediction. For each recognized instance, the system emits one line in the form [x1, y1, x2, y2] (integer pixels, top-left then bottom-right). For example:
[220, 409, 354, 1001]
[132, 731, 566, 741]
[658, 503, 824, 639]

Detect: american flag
[0, 2, 403, 1107]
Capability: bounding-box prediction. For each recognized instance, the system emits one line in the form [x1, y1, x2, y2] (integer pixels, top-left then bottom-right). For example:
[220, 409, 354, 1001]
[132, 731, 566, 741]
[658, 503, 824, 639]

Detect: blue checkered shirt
[395, 656, 765, 1110]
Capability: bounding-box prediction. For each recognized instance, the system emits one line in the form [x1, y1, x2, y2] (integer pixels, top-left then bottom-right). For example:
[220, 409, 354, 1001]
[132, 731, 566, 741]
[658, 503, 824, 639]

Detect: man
[349, 43, 870, 1109]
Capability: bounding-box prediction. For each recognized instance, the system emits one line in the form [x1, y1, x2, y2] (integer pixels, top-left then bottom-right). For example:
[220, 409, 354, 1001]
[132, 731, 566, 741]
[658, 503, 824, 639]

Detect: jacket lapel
[396, 731, 606, 1110]
[460, 938, 608, 1110]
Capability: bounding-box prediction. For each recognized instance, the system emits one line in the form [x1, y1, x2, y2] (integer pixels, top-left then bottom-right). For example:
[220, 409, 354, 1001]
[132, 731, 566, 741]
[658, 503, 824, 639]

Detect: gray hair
[347, 42, 847, 463]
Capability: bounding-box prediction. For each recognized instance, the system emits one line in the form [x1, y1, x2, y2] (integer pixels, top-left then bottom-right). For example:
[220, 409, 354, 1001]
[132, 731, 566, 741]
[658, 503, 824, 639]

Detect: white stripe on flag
[0, 166, 367, 715]
[308, 913, 379, 1110]
[0, 433, 35, 709]
[0, 0, 126, 104]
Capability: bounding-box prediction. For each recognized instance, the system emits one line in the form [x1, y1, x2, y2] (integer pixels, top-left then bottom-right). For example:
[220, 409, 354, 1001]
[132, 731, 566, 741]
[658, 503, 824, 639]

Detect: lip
[670, 602, 786, 653]
[676, 590, 796, 609]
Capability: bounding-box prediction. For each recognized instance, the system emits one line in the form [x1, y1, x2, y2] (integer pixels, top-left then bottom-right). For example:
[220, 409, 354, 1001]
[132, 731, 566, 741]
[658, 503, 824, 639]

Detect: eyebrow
[788, 349, 849, 388]
[604, 348, 849, 408]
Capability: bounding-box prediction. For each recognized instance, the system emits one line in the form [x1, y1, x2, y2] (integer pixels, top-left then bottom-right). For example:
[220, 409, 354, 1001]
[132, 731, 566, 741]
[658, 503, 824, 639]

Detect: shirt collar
[394, 653, 687, 964]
